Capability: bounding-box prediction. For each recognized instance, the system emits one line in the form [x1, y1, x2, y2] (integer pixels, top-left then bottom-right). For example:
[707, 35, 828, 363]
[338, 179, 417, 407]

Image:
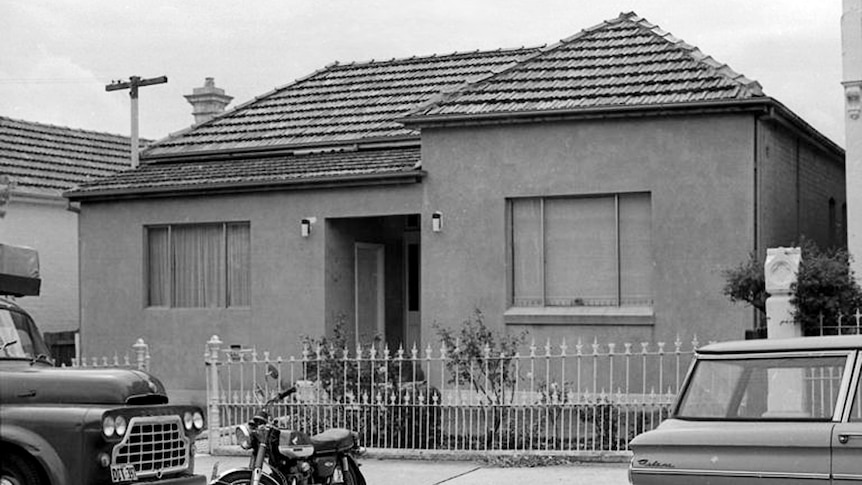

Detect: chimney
[184, 77, 233, 125]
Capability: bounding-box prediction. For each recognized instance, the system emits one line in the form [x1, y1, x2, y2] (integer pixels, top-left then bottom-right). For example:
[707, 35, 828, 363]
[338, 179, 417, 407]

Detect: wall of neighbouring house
[77, 183, 422, 404]
[757, 118, 847, 251]
[419, 113, 759, 348]
[2, 195, 79, 334]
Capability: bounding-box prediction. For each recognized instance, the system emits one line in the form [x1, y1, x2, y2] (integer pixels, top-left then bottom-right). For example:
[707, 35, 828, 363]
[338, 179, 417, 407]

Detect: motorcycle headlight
[102, 416, 116, 437]
[183, 411, 193, 430]
[235, 424, 252, 450]
[115, 416, 128, 437]
[192, 411, 204, 430]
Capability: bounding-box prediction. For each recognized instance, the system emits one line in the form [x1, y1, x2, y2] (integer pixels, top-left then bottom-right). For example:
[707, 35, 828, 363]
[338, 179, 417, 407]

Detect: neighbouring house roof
[68, 147, 422, 199]
[144, 48, 540, 158]
[405, 12, 764, 121]
[0, 116, 140, 197]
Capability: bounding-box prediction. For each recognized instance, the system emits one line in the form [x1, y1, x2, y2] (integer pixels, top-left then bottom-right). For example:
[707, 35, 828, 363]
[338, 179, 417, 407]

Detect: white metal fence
[67, 338, 150, 371]
[204, 335, 698, 455]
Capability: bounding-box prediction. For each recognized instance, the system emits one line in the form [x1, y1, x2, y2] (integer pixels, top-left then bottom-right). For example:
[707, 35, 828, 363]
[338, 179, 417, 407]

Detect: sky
[0, 1, 847, 146]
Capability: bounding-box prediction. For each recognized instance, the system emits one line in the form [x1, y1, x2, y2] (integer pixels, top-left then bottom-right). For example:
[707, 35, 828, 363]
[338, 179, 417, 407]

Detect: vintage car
[0, 243, 207, 484]
[629, 335, 862, 484]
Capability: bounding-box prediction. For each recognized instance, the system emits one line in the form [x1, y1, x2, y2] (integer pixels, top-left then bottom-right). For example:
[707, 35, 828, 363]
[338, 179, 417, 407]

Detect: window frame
[506, 192, 652, 310]
[144, 221, 251, 309]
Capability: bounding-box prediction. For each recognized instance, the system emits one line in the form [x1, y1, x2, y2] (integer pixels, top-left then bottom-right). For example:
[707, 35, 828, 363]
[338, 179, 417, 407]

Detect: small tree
[434, 309, 527, 406]
[434, 309, 527, 448]
[722, 240, 862, 335]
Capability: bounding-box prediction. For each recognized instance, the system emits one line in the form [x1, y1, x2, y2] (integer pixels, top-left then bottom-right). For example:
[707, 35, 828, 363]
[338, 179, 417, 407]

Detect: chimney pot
[184, 78, 233, 125]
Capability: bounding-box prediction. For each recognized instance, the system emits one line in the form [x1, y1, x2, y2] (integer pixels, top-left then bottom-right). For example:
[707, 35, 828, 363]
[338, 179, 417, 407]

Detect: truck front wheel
[0, 451, 45, 485]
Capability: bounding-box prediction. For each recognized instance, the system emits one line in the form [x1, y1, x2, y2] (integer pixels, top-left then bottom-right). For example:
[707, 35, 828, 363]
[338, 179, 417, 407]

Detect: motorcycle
[211, 368, 366, 485]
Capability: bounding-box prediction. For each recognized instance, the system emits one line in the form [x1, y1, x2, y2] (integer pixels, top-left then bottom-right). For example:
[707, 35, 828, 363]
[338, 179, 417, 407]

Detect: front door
[403, 233, 420, 349]
[355, 243, 385, 347]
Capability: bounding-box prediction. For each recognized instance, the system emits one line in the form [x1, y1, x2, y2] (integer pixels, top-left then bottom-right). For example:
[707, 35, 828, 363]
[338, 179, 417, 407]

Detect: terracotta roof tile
[0, 116, 142, 195]
[413, 12, 763, 117]
[68, 147, 421, 197]
[145, 48, 540, 157]
[79, 11, 771, 197]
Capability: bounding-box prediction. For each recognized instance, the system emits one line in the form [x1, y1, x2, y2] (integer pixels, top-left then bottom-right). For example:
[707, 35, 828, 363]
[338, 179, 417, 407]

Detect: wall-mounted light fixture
[431, 211, 442, 233]
[301, 217, 317, 237]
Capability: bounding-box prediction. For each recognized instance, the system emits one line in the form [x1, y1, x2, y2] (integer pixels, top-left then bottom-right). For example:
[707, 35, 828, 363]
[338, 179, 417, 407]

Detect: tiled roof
[77, 11, 775, 198]
[67, 147, 421, 198]
[410, 12, 764, 118]
[0, 116, 140, 196]
[145, 48, 540, 157]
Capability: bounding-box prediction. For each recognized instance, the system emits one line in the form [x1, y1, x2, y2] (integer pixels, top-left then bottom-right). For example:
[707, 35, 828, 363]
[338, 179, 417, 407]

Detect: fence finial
[132, 338, 149, 370]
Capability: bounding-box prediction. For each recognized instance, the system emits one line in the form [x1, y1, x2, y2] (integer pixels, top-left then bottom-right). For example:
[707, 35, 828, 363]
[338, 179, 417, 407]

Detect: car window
[676, 356, 847, 421]
[0, 308, 49, 359]
[848, 364, 862, 422]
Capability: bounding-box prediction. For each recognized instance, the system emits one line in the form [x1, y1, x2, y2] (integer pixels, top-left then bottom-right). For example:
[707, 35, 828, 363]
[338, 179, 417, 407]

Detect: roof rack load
[0, 243, 41, 297]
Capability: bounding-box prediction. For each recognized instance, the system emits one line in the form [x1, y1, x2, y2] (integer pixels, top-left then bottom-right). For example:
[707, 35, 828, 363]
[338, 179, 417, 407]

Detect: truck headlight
[235, 424, 252, 449]
[115, 416, 128, 436]
[193, 411, 204, 430]
[183, 411, 193, 430]
[102, 416, 116, 437]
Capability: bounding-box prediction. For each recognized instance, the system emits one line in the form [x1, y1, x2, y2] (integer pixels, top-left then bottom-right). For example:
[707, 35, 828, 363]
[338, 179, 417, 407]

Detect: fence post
[207, 335, 223, 451]
[132, 339, 148, 372]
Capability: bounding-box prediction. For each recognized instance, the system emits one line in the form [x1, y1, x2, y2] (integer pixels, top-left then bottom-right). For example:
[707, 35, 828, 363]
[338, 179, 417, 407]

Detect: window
[509, 193, 652, 308]
[146, 222, 250, 308]
[676, 356, 846, 421]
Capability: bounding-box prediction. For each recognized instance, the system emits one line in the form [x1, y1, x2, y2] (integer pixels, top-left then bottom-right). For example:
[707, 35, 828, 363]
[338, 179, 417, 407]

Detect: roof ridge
[405, 14, 635, 117]
[326, 46, 544, 70]
[626, 13, 764, 96]
[0, 115, 140, 141]
[145, 46, 546, 157]
[146, 48, 544, 155]
[407, 11, 763, 118]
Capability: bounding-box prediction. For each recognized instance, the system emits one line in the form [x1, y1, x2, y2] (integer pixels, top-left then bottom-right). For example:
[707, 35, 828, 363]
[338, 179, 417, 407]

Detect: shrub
[722, 240, 862, 335]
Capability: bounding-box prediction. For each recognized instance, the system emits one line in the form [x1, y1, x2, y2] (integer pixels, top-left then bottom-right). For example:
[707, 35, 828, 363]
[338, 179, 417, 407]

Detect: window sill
[504, 306, 654, 326]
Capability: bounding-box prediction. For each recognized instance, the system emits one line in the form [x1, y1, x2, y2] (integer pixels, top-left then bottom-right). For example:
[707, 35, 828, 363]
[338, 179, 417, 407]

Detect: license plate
[110, 465, 137, 483]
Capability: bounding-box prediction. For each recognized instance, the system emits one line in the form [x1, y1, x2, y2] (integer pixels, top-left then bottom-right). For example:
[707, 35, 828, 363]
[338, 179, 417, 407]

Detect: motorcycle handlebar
[277, 386, 297, 401]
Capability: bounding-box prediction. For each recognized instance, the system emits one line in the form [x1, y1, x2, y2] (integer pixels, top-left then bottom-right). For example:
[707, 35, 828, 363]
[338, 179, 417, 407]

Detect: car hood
[0, 361, 167, 405]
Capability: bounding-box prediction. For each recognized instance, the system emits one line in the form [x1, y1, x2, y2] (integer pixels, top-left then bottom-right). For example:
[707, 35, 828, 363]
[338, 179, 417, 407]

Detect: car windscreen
[0, 308, 51, 359]
[675, 355, 848, 421]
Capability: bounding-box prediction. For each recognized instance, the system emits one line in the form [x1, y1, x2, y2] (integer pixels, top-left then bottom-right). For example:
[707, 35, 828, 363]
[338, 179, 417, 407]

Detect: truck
[0, 243, 207, 484]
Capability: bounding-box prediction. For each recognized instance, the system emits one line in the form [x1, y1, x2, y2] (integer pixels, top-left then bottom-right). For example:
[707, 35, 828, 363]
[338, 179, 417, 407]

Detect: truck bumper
[146, 474, 208, 485]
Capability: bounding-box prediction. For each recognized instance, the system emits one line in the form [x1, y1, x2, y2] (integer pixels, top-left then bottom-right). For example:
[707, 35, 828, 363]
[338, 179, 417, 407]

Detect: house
[66, 12, 845, 403]
[0, 116, 137, 363]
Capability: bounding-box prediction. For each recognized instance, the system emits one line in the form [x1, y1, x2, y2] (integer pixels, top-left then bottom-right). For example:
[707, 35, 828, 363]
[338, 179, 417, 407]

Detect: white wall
[0, 193, 79, 333]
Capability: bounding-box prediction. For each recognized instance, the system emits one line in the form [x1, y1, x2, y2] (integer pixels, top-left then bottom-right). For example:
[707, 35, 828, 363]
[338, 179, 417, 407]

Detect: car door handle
[17, 389, 36, 398]
[838, 432, 862, 444]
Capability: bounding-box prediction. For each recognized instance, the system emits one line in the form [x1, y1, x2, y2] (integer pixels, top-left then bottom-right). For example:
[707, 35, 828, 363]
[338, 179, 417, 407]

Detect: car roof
[698, 335, 862, 355]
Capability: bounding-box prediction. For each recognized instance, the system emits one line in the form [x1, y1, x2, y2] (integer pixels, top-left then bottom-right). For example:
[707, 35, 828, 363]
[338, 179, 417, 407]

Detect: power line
[0, 78, 103, 85]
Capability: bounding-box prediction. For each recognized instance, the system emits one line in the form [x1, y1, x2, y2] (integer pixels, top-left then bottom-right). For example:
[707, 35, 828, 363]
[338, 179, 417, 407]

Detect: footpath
[194, 453, 629, 485]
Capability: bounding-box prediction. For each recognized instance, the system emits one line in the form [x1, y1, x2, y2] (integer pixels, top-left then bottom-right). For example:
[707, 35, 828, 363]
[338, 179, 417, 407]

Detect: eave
[399, 97, 844, 160]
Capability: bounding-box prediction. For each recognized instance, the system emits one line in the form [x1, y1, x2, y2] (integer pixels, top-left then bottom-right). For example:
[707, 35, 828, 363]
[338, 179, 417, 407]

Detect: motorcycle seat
[311, 428, 355, 453]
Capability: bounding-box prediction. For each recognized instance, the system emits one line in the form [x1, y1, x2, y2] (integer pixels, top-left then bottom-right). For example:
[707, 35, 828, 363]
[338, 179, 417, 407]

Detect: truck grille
[111, 415, 190, 477]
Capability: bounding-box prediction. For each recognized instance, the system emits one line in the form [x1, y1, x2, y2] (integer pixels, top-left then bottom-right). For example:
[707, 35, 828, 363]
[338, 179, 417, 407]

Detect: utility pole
[106, 75, 167, 169]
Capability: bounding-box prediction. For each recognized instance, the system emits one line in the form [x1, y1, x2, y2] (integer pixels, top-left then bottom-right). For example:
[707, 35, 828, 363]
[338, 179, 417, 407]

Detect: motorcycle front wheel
[212, 469, 283, 485]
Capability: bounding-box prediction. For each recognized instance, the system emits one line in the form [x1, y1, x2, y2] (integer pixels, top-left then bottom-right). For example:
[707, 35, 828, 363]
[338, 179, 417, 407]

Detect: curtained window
[510, 193, 652, 308]
[146, 222, 250, 308]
